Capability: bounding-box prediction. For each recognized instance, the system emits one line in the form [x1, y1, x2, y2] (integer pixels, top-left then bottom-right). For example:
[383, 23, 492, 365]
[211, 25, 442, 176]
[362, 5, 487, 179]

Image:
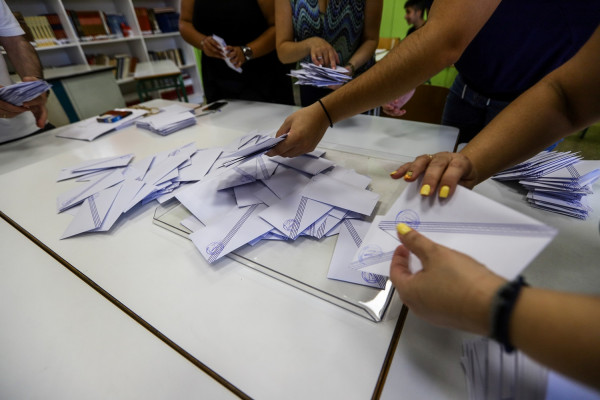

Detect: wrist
[489, 276, 528, 352]
[346, 62, 356, 76]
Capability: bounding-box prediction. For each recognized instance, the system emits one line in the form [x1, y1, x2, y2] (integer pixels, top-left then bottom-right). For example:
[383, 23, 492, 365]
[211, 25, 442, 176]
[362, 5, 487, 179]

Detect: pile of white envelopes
[493, 151, 600, 219]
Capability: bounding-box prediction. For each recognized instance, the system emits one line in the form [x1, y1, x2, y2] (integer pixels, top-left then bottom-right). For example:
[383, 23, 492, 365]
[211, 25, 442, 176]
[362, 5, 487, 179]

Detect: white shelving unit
[5, 0, 204, 104]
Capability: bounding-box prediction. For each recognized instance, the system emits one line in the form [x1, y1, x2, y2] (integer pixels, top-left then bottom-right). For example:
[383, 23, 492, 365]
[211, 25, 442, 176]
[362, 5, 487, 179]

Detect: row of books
[86, 53, 138, 80]
[135, 7, 180, 35]
[12, 12, 68, 47]
[148, 48, 186, 68]
[67, 10, 132, 41]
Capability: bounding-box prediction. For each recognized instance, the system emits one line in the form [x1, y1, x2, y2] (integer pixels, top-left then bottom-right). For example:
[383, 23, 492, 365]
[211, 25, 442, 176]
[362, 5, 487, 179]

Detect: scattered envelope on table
[328, 219, 387, 289]
[191, 203, 272, 262]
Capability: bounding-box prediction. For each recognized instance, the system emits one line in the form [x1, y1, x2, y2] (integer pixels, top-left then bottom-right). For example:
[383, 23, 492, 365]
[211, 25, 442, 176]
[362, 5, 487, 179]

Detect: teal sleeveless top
[290, 0, 374, 74]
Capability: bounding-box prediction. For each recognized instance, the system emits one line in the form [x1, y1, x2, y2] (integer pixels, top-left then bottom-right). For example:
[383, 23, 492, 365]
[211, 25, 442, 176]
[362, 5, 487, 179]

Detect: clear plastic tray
[153, 149, 411, 321]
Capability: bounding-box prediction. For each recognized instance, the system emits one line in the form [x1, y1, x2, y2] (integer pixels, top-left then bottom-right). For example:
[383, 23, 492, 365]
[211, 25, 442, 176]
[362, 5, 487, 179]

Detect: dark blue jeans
[442, 74, 511, 145]
[442, 74, 560, 150]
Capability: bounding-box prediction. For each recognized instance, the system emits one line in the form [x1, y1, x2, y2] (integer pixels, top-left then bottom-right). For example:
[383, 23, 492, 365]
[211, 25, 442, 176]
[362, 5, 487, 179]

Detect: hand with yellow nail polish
[390, 152, 479, 198]
[391, 223, 505, 335]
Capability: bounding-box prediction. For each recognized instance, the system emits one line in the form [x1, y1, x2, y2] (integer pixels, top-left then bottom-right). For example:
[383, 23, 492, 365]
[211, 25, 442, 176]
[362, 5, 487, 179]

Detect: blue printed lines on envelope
[327, 219, 387, 289]
[190, 204, 272, 263]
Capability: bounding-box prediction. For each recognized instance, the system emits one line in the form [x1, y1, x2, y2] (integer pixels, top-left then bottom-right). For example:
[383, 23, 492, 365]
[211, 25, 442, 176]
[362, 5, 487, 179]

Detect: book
[105, 14, 126, 37]
[23, 16, 55, 47]
[153, 8, 179, 33]
[43, 13, 68, 43]
[135, 7, 152, 35]
[67, 10, 109, 40]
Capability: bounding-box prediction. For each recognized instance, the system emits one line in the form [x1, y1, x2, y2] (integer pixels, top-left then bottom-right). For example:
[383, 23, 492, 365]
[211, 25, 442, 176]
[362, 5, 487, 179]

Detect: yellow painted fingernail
[404, 170, 413, 179]
[396, 223, 412, 235]
[420, 184, 431, 196]
[439, 185, 450, 198]
[390, 170, 397, 176]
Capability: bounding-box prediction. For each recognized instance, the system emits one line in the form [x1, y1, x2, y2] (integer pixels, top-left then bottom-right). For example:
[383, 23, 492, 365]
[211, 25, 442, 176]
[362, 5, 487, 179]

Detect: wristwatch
[241, 46, 254, 61]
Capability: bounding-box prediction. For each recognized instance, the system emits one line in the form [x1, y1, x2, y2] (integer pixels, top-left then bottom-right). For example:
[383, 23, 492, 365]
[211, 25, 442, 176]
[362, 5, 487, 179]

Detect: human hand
[309, 37, 340, 69]
[225, 46, 246, 69]
[200, 36, 225, 59]
[391, 223, 506, 335]
[382, 89, 416, 117]
[390, 152, 478, 198]
[0, 97, 28, 119]
[21, 76, 48, 128]
[266, 102, 330, 157]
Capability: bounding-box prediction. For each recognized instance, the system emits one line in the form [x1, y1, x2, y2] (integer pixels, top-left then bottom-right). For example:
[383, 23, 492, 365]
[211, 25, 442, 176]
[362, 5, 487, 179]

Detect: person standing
[275, 0, 383, 106]
[0, 0, 50, 143]
[179, 0, 294, 105]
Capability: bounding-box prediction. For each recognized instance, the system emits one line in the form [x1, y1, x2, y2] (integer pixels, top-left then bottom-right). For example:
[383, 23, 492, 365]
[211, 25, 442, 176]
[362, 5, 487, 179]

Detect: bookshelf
[4, 0, 204, 104]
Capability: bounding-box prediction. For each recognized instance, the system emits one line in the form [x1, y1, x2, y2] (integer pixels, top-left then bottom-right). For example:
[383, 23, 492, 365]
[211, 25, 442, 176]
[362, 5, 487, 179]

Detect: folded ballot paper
[493, 151, 600, 219]
[55, 132, 289, 239]
[461, 338, 600, 400]
[212, 34, 242, 73]
[347, 179, 557, 281]
[0, 80, 52, 106]
[289, 63, 352, 87]
[135, 104, 196, 135]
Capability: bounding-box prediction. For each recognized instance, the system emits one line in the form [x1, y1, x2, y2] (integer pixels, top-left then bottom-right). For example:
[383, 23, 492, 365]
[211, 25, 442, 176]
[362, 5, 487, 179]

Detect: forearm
[462, 26, 600, 184]
[246, 27, 276, 59]
[179, 20, 206, 49]
[1, 36, 43, 79]
[510, 289, 600, 389]
[322, 0, 501, 123]
[346, 38, 378, 71]
[277, 38, 312, 64]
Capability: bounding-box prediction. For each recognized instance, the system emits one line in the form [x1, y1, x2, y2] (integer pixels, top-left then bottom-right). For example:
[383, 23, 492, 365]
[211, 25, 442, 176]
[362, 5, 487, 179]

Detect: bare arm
[269, 0, 502, 157]
[390, 25, 600, 198]
[226, 0, 278, 68]
[179, 0, 223, 59]
[0, 34, 47, 127]
[462, 25, 600, 182]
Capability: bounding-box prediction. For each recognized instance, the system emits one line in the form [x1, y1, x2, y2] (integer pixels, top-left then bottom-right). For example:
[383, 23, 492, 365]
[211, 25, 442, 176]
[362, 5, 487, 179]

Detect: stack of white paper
[493, 151, 600, 219]
[211, 34, 242, 73]
[462, 338, 600, 400]
[462, 338, 548, 400]
[54, 109, 147, 141]
[0, 80, 52, 106]
[136, 104, 196, 135]
[289, 63, 352, 87]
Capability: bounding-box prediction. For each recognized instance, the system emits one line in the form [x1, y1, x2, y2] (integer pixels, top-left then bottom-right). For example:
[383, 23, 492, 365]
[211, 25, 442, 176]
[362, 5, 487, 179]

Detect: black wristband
[489, 276, 528, 353]
[317, 99, 333, 128]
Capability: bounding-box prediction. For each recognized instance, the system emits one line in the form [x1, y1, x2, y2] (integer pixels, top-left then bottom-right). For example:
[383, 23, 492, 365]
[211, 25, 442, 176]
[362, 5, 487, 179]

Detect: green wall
[380, 0, 457, 88]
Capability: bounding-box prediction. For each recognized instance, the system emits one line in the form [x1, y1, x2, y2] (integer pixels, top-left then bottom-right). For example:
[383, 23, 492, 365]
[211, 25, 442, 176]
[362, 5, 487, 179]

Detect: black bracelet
[317, 99, 333, 128]
[489, 276, 528, 353]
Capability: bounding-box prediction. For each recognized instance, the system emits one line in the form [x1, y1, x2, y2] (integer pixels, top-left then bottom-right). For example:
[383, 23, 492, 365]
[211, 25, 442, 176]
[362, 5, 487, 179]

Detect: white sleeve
[0, 0, 26, 37]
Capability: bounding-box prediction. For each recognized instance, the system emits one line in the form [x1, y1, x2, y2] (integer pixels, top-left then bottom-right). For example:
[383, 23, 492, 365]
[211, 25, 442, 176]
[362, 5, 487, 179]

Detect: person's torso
[290, 0, 367, 66]
[455, 0, 600, 100]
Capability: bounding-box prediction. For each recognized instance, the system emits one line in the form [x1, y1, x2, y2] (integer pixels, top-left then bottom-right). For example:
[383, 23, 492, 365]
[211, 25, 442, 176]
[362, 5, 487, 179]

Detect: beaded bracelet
[489, 276, 528, 353]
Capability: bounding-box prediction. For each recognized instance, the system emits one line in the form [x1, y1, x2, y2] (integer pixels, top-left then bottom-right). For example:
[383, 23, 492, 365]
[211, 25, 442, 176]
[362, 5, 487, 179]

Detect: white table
[0, 100, 458, 399]
[381, 178, 600, 399]
[0, 217, 236, 400]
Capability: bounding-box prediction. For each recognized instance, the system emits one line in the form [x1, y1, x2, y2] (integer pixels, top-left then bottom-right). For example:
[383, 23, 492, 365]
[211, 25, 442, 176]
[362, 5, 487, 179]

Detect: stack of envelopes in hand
[0, 80, 51, 106]
[493, 151, 600, 219]
[289, 63, 352, 87]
